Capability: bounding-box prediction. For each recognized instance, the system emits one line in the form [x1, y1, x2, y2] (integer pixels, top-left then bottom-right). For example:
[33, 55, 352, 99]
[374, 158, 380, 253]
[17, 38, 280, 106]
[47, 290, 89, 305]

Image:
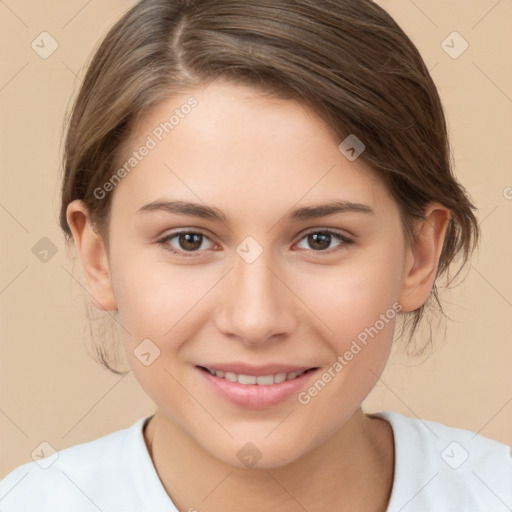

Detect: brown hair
[60, 0, 479, 374]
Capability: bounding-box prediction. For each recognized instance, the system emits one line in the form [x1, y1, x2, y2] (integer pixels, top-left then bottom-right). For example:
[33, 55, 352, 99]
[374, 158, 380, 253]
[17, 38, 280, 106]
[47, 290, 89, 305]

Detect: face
[99, 80, 412, 467]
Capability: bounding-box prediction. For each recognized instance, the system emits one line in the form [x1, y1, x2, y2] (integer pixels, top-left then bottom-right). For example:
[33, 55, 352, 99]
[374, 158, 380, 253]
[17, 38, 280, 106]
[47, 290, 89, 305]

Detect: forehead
[110, 80, 392, 218]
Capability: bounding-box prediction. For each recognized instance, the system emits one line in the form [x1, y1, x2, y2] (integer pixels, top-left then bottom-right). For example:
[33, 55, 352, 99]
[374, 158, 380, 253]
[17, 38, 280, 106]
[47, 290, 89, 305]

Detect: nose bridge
[214, 243, 297, 345]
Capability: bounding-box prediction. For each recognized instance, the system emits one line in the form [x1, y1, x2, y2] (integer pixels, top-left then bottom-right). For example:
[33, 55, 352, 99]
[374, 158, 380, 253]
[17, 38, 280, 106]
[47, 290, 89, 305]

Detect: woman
[1, 0, 510, 510]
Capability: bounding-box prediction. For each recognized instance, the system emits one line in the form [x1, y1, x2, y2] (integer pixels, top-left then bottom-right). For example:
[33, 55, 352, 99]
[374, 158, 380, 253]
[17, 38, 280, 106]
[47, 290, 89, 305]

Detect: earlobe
[66, 200, 117, 311]
[399, 203, 451, 313]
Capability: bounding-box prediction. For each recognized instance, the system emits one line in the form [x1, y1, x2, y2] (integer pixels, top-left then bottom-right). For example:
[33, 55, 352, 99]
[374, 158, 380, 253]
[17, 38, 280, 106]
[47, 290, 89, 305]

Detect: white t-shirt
[1, 411, 511, 511]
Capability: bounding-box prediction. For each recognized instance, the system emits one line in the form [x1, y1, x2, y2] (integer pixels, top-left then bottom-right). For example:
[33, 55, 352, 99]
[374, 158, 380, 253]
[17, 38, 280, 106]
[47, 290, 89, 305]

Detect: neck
[144, 407, 394, 512]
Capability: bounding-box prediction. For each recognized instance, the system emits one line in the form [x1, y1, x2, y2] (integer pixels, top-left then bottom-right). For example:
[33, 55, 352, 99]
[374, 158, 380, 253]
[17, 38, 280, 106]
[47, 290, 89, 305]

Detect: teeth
[256, 375, 274, 385]
[205, 368, 308, 385]
[225, 372, 237, 382]
[238, 374, 257, 384]
[274, 373, 287, 383]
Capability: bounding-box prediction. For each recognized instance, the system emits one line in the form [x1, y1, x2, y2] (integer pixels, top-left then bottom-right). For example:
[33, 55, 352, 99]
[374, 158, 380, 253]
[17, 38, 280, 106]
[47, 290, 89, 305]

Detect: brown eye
[177, 233, 203, 251]
[296, 230, 353, 252]
[159, 231, 215, 257]
[307, 232, 331, 251]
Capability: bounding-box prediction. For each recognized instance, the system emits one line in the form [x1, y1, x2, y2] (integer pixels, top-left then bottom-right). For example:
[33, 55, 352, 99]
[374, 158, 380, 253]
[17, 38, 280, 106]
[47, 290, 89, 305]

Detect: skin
[67, 80, 450, 511]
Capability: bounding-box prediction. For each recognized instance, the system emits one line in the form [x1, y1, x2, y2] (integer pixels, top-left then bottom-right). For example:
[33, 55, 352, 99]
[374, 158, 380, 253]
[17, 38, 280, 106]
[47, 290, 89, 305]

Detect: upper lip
[197, 363, 317, 376]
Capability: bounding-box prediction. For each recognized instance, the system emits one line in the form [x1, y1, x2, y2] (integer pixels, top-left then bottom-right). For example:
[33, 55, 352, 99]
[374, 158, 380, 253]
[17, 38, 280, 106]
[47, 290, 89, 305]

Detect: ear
[399, 203, 451, 313]
[66, 200, 117, 311]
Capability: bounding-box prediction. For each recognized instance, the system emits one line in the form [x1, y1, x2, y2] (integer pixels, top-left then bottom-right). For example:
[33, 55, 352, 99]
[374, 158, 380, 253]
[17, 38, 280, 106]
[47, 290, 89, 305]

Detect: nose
[213, 249, 299, 347]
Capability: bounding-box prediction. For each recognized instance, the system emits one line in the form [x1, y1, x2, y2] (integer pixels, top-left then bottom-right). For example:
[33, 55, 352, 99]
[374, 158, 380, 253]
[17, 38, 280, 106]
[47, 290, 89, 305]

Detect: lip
[196, 363, 319, 409]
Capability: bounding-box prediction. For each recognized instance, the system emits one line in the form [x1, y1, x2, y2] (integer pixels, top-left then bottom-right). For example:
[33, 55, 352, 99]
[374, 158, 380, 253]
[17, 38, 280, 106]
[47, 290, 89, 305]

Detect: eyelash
[157, 229, 354, 258]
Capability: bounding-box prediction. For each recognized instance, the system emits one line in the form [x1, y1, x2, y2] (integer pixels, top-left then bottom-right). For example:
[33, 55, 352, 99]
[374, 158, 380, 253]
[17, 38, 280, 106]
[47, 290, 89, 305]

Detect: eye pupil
[179, 233, 202, 251]
[309, 232, 331, 250]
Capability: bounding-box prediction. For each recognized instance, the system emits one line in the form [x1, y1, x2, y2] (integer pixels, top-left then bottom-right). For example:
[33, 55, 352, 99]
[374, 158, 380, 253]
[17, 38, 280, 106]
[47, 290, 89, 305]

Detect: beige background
[1, 0, 511, 478]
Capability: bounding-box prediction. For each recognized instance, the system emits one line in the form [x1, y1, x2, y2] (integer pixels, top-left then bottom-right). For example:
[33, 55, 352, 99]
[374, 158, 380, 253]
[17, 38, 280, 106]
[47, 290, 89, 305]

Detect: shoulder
[0, 416, 155, 511]
[372, 411, 512, 512]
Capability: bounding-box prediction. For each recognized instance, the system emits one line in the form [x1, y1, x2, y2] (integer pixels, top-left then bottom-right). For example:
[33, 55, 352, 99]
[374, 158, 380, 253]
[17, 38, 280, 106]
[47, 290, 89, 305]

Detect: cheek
[293, 258, 401, 422]
[112, 251, 214, 336]
[112, 259, 201, 408]
[294, 247, 403, 347]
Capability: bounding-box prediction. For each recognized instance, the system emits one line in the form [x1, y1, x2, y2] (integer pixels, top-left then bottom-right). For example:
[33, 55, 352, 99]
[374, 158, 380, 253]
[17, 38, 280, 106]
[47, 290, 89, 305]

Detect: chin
[204, 433, 316, 470]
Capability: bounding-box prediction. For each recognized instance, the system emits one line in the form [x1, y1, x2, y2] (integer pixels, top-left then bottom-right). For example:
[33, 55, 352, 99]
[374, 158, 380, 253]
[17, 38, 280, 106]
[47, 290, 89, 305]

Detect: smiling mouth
[197, 366, 317, 385]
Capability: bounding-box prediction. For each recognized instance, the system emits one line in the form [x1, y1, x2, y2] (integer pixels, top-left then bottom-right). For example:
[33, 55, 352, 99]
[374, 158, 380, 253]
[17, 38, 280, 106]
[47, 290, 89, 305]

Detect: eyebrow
[136, 199, 375, 223]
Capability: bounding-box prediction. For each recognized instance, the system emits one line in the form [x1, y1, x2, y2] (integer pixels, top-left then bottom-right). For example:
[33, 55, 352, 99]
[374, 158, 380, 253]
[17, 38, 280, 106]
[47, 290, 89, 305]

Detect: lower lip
[197, 367, 318, 409]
